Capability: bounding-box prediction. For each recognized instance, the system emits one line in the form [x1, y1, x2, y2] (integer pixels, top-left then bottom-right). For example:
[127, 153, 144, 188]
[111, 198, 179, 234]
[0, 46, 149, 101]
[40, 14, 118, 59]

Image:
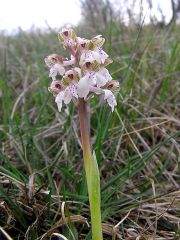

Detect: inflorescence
[45, 28, 119, 112]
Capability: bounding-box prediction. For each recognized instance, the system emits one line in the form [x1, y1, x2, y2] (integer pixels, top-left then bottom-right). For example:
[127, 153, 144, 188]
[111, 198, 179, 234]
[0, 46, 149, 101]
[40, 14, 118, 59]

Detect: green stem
[78, 98, 103, 240]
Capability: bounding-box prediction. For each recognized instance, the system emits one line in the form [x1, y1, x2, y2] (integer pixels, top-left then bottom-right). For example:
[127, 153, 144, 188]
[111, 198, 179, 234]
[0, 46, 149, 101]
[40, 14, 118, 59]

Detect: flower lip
[104, 89, 117, 112]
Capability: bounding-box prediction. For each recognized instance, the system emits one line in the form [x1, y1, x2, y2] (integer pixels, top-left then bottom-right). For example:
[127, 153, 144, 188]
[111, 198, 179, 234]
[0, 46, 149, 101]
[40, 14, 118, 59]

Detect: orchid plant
[45, 28, 119, 240]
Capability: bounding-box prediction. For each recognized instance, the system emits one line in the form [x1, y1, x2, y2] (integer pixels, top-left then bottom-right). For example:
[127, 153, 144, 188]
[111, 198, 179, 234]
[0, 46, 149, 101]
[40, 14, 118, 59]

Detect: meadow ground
[0, 24, 180, 239]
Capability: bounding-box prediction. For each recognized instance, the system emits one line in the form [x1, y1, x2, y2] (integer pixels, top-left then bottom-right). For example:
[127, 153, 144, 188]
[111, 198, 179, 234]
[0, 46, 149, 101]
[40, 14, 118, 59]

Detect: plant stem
[78, 98, 103, 240]
[78, 98, 91, 183]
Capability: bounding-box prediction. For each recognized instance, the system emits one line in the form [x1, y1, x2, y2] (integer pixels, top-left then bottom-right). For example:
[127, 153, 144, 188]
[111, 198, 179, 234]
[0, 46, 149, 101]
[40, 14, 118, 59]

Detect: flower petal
[104, 90, 117, 112]
[89, 86, 103, 95]
[91, 51, 102, 63]
[74, 67, 81, 76]
[69, 84, 78, 98]
[49, 66, 58, 80]
[56, 64, 66, 75]
[77, 73, 95, 98]
[96, 48, 108, 64]
[95, 68, 112, 87]
[55, 92, 64, 112]
[98, 68, 112, 81]
[63, 88, 72, 104]
[77, 75, 90, 98]
[95, 73, 107, 88]
[49, 63, 65, 80]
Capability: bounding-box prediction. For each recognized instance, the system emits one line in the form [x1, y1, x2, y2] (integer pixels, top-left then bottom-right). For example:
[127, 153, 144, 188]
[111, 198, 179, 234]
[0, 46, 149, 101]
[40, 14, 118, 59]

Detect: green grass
[0, 24, 180, 240]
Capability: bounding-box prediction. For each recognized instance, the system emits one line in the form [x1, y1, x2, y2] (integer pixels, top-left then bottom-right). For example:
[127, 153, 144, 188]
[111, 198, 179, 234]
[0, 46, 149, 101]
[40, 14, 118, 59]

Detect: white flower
[79, 48, 108, 66]
[45, 54, 76, 81]
[53, 67, 80, 112]
[48, 80, 63, 95]
[76, 37, 89, 49]
[77, 36, 108, 67]
[55, 84, 78, 112]
[104, 90, 117, 112]
[77, 78, 117, 112]
[45, 54, 65, 81]
[49, 64, 65, 81]
[58, 28, 77, 49]
[77, 68, 112, 98]
[64, 67, 81, 80]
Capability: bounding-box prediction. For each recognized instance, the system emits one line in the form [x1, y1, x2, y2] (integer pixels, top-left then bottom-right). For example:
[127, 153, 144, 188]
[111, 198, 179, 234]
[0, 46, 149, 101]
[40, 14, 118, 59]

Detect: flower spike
[46, 28, 119, 112]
